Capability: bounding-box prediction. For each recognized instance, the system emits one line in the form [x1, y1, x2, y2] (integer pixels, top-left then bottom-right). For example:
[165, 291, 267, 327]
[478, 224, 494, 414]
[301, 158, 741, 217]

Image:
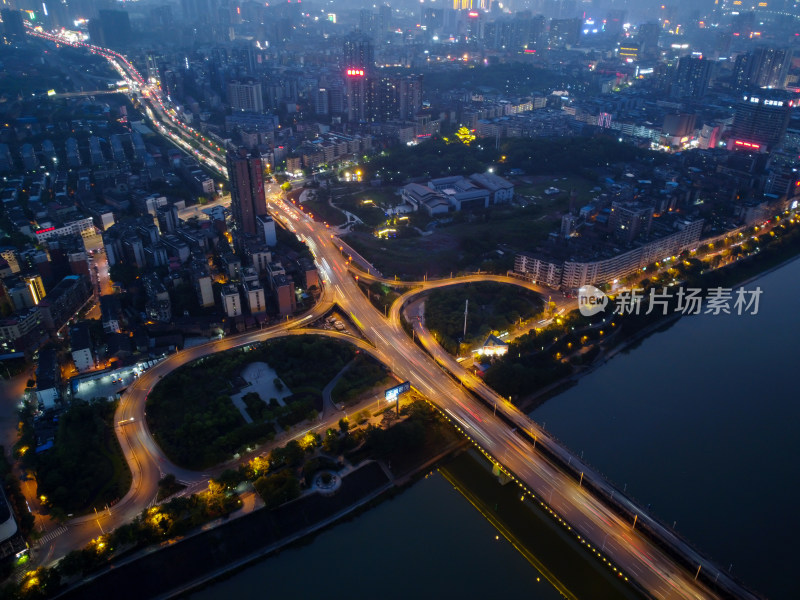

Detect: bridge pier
[491, 462, 512, 486]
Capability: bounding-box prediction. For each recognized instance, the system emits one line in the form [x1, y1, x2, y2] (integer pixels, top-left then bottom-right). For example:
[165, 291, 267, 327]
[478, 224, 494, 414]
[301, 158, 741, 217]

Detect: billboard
[385, 381, 410, 401]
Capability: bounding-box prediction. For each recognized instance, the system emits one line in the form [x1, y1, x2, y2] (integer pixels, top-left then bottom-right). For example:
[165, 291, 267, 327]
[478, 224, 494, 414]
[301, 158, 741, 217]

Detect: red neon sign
[524, 49, 536, 54]
[36, 227, 55, 234]
[734, 140, 761, 150]
[468, 11, 479, 17]
[346, 69, 365, 77]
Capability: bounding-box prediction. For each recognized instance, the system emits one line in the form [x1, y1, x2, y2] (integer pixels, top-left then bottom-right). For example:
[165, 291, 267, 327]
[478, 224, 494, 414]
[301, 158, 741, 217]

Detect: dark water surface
[532, 259, 800, 599]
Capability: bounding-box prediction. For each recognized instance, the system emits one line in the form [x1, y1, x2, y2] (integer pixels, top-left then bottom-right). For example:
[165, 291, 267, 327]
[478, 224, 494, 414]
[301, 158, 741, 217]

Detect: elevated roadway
[26, 27, 763, 599]
[268, 195, 760, 600]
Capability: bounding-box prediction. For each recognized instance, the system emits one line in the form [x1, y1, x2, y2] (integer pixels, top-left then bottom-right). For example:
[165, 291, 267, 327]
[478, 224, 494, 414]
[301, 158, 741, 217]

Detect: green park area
[302, 136, 662, 278]
[301, 190, 347, 226]
[8, 398, 458, 599]
[146, 336, 392, 469]
[424, 282, 544, 355]
[18, 400, 131, 517]
[515, 174, 598, 207]
[345, 204, 555, 279]
[302, 186, 395, 229]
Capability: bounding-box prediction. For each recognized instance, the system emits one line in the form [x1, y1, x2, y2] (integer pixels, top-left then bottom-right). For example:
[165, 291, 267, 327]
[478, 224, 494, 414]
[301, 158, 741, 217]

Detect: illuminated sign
[734, 140, 761, 150]
[346, 69, 365, 77]
[468, 11, 478, 17]
[385, 381, 410, 402]
[524, 49, 536, 54]
[35, 227, 55, 234]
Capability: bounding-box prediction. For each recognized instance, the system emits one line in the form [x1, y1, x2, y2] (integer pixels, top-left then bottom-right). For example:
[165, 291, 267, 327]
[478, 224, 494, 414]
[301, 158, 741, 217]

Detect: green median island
[424, 282, 544, 355]
[146, 336, 365, 470]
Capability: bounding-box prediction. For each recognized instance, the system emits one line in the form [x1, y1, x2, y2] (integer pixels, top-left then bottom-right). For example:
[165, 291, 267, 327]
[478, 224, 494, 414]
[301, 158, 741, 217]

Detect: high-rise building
[733, 47, 793, 91]
[343, 33, 374, 122]
[374, 77, 398, 122]
[346, 69, 370, 122]
[605, 9, 626, 37]
[228, 80, 264, 113]
[343, 33, 374, 72]
[181, 0, 222, 24]
[637, 22, 661, 59]
[421, 7, 444, 31]
[671, 57, 714, 99]
[608, 202, 654, 244]
[1, 9, 26, 41]
[359, 8, 373, 35]
[729, 91, 796, 152]
[549, 18, 581, 47]
[397, 74, 423, 121]
[494, 12, 547, 52]
[314, 88, 329, 115]
[368, 74, 423, 122]
[227, 149, 266, 236]
[89, 10, 132, 49]
[377, 3, 392, 37]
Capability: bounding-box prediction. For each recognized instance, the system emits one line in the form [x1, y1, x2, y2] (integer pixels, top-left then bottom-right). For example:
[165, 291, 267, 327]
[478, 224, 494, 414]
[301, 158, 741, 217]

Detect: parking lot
[70, 358, 164, 401]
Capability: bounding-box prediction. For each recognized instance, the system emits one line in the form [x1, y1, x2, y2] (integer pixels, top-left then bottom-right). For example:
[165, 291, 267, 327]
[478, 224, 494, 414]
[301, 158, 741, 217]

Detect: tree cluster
[146, 337, 355, 469]
[425, 283, 543, 354]
[32, 400, 128, 516]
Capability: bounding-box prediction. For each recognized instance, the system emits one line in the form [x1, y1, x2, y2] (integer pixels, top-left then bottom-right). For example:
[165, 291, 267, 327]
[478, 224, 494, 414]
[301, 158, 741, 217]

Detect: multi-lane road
[23, 27, 764, 599]
[270, 198, 762, 600]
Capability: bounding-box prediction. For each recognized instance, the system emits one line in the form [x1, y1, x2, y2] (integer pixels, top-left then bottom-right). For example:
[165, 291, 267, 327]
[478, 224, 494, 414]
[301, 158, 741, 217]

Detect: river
[191, 259, 799, 600]
[189, 472, 564, 600]
[532, 257, 800, 599]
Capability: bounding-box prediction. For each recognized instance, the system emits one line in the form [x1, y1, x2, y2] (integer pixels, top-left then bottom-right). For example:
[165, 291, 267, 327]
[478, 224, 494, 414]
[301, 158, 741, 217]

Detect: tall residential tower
[227, 149, 266, 236]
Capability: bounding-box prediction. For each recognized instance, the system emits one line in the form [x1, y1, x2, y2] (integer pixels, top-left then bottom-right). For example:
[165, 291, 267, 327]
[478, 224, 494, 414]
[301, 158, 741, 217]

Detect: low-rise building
[0, 309, 43, 352]
[35, 347, 60, 409]
[38, 275, 91, 331]
[514, 218, 704, 291]
[100, 295, 122, 333]
[192, 263, 215, 308]
[243, 279, 267, 314]
[222, 284, 242, 317]
[69, 322, 94, 372]
[272, 274, 295, 316]
[144, 273, 172, 323]
[34, 216, 95, 243]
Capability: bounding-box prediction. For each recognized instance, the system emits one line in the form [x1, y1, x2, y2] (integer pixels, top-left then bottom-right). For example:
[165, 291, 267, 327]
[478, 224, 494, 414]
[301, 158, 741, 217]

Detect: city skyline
[0, 1, 798, 597]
